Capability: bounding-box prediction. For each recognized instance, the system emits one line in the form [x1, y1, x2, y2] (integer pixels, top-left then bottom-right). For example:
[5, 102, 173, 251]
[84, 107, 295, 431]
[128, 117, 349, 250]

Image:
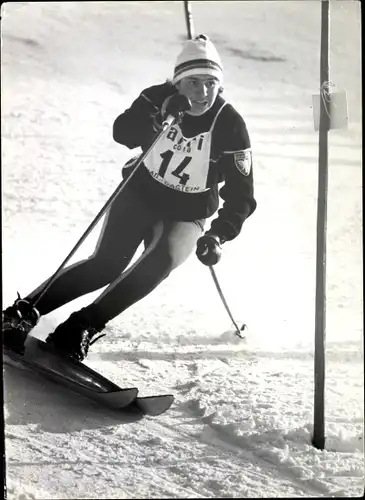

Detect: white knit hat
[172, 34, 223, 84]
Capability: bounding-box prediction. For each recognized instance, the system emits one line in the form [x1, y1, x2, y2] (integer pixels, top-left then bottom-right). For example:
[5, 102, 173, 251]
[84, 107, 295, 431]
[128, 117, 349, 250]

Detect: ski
[134, 394, 174, 416]
[3, 336, 174, 415]
[3, 343, 138, 409]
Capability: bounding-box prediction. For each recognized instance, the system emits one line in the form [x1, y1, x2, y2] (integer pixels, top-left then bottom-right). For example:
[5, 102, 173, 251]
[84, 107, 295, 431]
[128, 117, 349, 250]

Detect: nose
[194, 82, 208, 98]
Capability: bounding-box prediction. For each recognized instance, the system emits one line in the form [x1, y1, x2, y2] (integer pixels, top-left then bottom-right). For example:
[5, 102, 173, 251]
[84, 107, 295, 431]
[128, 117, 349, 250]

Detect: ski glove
[196, 234, 223, 266]
[153, 94, 191, 131]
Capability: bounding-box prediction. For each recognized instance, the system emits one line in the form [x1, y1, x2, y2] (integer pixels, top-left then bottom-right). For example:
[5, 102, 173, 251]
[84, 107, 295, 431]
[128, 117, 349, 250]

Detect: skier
[2, 34, 256, 361]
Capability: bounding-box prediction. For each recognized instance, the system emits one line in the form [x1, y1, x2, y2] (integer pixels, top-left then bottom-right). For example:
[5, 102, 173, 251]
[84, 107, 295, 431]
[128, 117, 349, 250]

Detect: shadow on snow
[3, 363, 144, 433]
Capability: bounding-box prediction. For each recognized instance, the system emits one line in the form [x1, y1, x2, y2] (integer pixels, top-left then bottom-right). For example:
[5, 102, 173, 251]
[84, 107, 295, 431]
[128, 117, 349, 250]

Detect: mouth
[190, 100, 209, 111]
[186, 100, 210, 115]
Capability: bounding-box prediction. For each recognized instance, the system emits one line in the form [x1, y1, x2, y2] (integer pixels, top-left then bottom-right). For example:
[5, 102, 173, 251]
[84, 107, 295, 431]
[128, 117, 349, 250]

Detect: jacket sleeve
[208, 111, 257, 243]
[113, 87, 167, 150]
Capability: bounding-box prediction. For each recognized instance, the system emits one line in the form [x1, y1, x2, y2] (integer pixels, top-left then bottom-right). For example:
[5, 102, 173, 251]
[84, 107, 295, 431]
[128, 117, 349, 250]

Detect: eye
[206, 80, 217, 88]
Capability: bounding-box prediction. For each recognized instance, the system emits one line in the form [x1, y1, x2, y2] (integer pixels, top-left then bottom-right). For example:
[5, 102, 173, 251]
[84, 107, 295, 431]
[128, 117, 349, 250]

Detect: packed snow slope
[2, 1, 363, 498]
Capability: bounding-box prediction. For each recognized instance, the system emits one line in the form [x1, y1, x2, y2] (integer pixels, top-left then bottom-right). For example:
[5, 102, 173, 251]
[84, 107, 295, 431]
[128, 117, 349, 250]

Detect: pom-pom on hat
[172, 34, 223, 84]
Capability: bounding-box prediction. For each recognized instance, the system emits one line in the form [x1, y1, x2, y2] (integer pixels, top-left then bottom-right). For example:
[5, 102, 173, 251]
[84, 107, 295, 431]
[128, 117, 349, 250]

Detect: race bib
[144, 125, 212, 194]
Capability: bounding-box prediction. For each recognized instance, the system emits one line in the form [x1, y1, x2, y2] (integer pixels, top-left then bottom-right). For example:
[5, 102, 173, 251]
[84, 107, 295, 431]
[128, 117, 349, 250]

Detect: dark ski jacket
[113, 82, 257, 243]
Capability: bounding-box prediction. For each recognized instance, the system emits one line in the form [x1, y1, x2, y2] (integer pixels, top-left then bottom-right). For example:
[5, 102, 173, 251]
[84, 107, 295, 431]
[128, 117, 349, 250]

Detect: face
[176, 74, 220, 116]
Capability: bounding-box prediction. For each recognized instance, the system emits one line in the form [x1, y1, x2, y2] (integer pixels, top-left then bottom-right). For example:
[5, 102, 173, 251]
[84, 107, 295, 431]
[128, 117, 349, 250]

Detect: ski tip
[135, 394, 174, 416]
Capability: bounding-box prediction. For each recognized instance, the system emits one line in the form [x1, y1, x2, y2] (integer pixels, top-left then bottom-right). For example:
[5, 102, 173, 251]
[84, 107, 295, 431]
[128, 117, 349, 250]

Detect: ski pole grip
[162, 114, 176, 129]
[162, 94, 192, 127]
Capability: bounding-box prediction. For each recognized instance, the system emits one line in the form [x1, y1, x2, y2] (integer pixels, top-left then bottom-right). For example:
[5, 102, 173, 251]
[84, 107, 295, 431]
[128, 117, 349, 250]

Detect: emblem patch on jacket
[234, 149, 252, 176]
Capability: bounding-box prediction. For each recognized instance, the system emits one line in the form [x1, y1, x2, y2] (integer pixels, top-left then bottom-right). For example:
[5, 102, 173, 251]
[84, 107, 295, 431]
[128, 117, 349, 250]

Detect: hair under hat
[172, 34, 223, 84]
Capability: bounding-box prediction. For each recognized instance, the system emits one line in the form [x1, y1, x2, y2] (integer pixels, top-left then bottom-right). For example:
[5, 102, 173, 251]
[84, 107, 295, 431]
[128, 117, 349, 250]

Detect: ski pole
[32, 95, 191, 308]
[209, 266, 247, 339]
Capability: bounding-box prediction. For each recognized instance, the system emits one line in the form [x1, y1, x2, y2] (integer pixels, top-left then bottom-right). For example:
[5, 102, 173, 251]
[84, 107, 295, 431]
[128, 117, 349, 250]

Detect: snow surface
[1, 1, 363, 498]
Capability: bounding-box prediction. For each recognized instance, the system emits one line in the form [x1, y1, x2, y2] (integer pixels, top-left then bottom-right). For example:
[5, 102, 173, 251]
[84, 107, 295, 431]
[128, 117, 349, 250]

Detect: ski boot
[46, 308, 106, 362]
[2, 293, 40, 354]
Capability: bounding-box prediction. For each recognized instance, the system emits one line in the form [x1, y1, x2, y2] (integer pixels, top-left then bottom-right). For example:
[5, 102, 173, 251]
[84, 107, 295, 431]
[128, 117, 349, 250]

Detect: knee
[151, 250, 186, 276]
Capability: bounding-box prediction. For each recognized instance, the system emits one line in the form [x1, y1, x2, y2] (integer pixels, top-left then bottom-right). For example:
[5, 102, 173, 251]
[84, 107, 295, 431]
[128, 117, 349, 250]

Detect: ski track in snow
[2, 1, 363, 499]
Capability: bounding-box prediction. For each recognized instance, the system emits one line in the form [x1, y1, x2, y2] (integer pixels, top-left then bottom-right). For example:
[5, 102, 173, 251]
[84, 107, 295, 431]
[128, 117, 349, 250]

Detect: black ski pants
[27, 185, 205, 327]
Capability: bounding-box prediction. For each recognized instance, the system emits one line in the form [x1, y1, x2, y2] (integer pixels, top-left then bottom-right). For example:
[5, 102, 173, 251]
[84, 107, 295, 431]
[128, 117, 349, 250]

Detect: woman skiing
[3, 34, 257, 361]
